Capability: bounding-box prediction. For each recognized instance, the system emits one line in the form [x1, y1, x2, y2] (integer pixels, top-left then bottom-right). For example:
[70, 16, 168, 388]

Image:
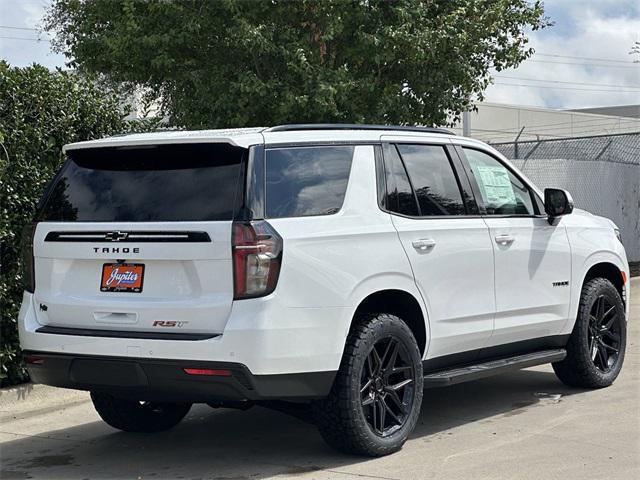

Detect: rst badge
[101, 263, 145, 293]
[152, 320, 188, 328]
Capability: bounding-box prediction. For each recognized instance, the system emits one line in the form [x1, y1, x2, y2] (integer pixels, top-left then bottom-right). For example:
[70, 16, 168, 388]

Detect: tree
[45, 0, 549, 129]
[0, 63, 156, 386]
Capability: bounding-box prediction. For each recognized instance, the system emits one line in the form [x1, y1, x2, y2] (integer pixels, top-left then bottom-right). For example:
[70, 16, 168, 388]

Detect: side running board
[423, 349, 567, 387]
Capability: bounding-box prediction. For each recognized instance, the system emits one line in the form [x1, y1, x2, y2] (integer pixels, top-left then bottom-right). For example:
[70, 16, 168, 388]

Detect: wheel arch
[351, 289, 428, 357]
[561, 255, 630, 334]
[582, 261, 626, 306]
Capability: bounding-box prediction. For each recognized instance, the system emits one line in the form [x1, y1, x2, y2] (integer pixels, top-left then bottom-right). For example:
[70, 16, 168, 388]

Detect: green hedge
[0, 62, 157, 386]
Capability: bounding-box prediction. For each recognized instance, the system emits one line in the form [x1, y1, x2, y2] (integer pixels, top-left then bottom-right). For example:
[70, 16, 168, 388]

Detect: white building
[450, 102, 640, 144]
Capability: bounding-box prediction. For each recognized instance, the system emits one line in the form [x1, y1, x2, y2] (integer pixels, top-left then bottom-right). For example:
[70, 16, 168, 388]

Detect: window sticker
[476, 165, 516, 205]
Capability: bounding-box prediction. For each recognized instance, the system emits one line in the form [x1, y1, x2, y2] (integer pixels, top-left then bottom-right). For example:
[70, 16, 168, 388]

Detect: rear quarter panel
[267, 145, 428, 351]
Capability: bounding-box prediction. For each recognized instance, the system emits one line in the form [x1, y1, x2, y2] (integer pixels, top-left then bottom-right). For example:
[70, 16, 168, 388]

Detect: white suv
[19, 124, 629, 456]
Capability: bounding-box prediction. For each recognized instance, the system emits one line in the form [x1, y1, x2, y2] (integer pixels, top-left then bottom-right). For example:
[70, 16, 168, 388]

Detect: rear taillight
[20, 223, 36, 293]
[232, 220, 282, 299]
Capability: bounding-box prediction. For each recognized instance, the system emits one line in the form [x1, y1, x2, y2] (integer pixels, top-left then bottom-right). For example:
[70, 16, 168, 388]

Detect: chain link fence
[490, 132, 640, 264]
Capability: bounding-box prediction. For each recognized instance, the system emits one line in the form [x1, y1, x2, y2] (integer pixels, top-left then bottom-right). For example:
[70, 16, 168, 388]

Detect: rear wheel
[91, 392, 191, 433]
[313, 313, 423, 456]
[553, 277, 626, 388]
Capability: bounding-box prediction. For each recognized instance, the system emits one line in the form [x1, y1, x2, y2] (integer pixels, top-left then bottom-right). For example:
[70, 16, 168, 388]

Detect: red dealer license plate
[100, 263, 145, 293]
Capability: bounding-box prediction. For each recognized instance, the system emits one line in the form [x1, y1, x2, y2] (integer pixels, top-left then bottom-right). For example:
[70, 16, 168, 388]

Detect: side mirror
[544, 188, 574, 222]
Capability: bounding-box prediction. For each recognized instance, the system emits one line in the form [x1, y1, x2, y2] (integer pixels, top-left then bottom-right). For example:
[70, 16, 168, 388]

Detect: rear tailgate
[33, 222, 233, 336]
[31, 143, 247, 337]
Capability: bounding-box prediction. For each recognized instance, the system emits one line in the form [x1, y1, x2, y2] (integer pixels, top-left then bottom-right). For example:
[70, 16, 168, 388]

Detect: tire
[313, 313, 423, 457]
[91, 392, 192, 433]
[553, 277, 626, 388]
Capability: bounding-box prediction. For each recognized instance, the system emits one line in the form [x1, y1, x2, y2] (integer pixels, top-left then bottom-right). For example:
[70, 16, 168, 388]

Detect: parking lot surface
[1, 278, 638, 480]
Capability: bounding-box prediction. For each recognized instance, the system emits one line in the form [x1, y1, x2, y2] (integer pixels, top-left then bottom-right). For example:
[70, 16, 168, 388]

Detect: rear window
[39, 143, 245, 222]
[265, 146, 354, 218]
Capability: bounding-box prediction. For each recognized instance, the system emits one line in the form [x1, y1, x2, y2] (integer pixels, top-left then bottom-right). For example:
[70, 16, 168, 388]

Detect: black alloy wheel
[588, 294, 622, 373]
[313, 313, 423, 456]
[360, 336, 416, 437]
[553, 277, 626, 388]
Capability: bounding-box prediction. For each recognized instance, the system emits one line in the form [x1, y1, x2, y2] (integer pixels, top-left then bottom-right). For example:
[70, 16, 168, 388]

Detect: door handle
[494, 234, 515, 246]
[412, 238, 436, 251]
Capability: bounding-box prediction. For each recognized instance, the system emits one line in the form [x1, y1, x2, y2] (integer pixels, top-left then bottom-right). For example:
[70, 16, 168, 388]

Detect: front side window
[396, 144, 466, 216]
[265, 146, 354, 218]
[463, 148, 535, 215]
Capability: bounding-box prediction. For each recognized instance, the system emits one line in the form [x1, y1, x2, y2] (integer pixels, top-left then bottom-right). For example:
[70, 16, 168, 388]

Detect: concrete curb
[0, 383, 88, 412]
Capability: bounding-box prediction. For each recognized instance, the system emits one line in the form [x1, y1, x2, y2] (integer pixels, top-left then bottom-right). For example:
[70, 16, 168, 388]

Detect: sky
[0, 0, 638, 111]
[485, 0, 640, 109]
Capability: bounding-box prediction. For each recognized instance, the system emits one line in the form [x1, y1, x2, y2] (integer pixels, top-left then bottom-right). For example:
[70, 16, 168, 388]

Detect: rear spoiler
[63, 129, 265, 152]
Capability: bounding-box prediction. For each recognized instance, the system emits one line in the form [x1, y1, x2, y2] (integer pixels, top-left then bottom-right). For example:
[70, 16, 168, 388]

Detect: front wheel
[553, 277, 626, 388]
[313, 313, 423, 456]
[91, 392, 191, 433]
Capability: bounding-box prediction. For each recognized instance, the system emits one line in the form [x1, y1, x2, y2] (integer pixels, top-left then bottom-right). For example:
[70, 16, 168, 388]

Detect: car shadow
[415, 367, 583, 437]
[0, 368, 584, 480]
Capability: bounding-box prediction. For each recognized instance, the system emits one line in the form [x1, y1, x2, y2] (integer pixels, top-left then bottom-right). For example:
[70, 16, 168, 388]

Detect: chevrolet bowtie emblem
[104, 231, 128, 242]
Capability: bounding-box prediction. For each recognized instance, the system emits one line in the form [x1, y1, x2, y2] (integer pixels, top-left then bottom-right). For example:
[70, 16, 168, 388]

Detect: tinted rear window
[39, 144, 245, 222]
[265, 146, 354, 218]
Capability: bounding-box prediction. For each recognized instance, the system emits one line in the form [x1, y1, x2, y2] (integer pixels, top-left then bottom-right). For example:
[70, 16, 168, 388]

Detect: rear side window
[396, 144, 466, 216]
[265, 146, 354, 218]
[39, 143, 245, 222]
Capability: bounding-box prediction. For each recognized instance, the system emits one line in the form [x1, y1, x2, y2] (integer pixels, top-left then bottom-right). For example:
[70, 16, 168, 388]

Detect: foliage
[45, 0, 549, 129]
[0, 62, 157, 386]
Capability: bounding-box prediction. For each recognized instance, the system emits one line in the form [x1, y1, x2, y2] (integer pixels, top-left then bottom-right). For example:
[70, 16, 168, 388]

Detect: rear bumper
[24, 351, 335, 402]
[18, 291, 351, 376]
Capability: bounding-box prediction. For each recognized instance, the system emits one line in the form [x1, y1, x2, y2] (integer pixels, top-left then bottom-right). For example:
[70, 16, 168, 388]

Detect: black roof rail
[265, 123, 455, 135]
